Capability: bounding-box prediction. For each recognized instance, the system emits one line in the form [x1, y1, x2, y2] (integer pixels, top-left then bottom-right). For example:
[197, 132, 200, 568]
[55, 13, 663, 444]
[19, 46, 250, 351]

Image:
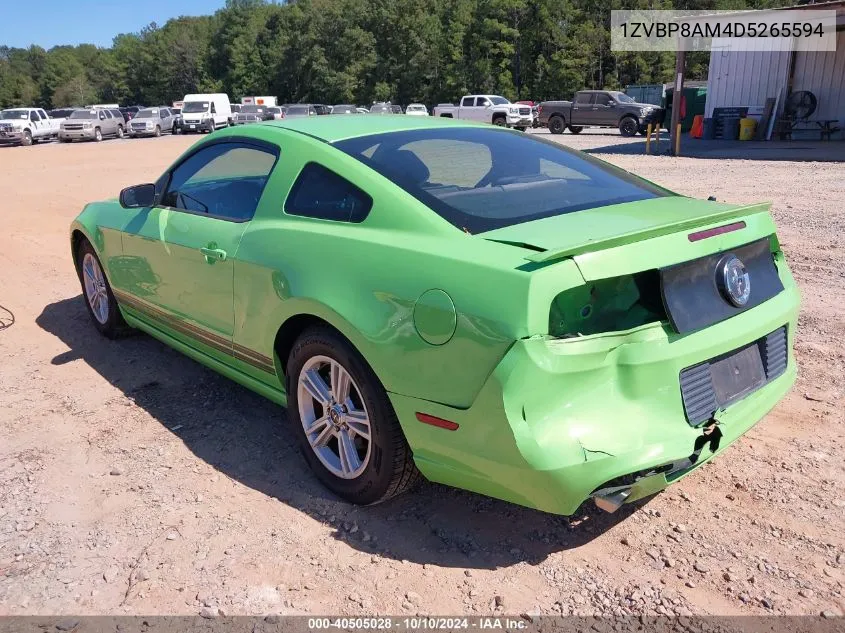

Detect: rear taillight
[549, 270, 667, 337]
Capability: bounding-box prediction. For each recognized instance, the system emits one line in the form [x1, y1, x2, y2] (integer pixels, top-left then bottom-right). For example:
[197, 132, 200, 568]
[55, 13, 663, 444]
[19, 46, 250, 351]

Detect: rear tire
[568, 125, 583, 134]
[75, 239, 131, 339]
[286, 327, 420, 506]
[549, 116, 565, 135]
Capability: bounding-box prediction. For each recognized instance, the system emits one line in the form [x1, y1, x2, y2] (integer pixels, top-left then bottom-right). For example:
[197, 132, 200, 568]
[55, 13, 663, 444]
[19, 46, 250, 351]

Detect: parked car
[266, 106, 285, 120]
[48, 108, 77, 126]
[230, 104, 242, 114]
[405, 103, 428, 116]
[119, 106, 142, 123]
[0, 107, 60, 146]
[331, 104, 359, 115]
[369, 103, 392, 114]
[233, 105, 275, 125]
[356, 107, 369, 114]
[180, 93, 232, 133]
[59, 108, 125, 142]
[516, 100, 540, 128]
[313, 104, 332, 115]
[69, 116, 799, 516]
[538, 90, 662, 137]
[433, 95, 532, 131]
[284, 104, 318, 118]
[128, 107, 176, 137]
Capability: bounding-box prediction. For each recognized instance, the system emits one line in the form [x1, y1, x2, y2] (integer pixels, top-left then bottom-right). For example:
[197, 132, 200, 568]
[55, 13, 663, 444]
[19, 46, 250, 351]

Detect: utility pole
[669, 45, 685, 156]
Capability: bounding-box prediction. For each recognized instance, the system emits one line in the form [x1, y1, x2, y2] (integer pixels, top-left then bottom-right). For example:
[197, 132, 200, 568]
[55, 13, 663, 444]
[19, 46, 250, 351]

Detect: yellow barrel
[739, 117, 757, 141]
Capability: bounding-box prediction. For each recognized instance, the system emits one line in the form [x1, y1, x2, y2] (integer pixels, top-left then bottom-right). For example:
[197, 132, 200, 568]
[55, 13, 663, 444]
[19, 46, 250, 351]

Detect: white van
[242, 96, 277, 107]
[180, 93, 232, 133]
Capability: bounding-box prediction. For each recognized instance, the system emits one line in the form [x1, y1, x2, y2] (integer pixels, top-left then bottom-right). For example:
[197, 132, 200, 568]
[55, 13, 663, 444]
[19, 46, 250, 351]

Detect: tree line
[0, 0, 789, 110]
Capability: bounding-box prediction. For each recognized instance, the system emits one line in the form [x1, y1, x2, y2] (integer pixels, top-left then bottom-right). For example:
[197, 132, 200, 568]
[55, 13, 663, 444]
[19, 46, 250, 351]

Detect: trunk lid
[482, 197, 777, 280]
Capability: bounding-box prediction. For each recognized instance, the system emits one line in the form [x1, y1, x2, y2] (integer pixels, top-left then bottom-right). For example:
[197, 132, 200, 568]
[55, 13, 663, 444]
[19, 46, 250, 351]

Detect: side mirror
[119, 183, 156, 208]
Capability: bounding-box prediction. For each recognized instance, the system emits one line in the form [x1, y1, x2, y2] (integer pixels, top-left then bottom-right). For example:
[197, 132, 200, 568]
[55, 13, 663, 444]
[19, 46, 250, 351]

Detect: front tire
[21, 130, 32, 146]
[619, 117, 638, 137]
[286, 327, 420, 505]
[94, 128, 103, 142]
[492, 116, 506, 127]
[75, 239, 129, 339]
[154, 125, 161, 137]
[116, 125, 124, 139]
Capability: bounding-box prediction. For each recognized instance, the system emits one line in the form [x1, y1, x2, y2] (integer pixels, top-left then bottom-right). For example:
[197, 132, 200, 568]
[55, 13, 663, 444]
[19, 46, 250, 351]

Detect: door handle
[200, 247, 227, 262]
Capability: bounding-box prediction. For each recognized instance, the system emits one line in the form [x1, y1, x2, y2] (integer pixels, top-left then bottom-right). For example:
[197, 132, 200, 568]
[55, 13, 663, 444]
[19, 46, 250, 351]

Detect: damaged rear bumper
[389, 282, 799, 516]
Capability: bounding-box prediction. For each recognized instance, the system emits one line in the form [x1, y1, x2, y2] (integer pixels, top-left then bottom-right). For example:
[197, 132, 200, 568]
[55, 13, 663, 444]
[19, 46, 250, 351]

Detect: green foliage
[0, 0, 795, 109]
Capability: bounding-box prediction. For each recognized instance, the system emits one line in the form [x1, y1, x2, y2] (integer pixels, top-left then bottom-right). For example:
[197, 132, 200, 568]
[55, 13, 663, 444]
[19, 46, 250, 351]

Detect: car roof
[256, 115, 483, 143]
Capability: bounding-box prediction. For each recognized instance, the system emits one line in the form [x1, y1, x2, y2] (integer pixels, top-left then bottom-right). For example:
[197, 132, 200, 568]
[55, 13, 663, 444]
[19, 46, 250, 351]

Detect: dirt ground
[0, 129, 842, 618]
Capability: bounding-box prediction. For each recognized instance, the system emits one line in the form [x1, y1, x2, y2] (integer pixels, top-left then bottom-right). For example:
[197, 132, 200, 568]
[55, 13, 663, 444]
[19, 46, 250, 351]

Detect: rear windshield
[69, 110, 98, 119]
[332, 105, 356, 114]
[286, 105, 310, 115]
[370, 105, 390, 113]
[240, 105, 264, 113]
[335, 127, 669, 233]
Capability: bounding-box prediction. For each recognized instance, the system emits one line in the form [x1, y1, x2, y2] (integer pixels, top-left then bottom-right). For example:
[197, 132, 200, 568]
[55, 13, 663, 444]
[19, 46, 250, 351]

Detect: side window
[30, 111, 39, 122]
[594, 93, 612, 106]
[210, 102, 217, 114]
[574, 93, 594, 105]
[285, 163, 372, 223]
[461, 97, 474, 107]
[475, 97, 490, 107]
[162, 142, 278, 222]
[38, 109, 48, 120]
[111, 109, 122, 119]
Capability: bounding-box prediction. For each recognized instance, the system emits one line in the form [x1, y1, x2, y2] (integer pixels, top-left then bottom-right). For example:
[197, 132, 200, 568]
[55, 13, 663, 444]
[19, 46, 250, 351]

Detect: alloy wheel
[297, 355, 372, 479]
[82, 252, 109, 324]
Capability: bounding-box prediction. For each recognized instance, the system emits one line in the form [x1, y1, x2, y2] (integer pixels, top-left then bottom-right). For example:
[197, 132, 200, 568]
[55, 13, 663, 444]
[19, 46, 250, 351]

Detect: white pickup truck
[433, 95, 533, 131]
[0, 107, 60, 146]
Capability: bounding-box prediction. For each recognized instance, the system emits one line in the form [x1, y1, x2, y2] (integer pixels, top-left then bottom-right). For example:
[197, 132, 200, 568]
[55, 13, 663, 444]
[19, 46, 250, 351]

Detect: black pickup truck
[538, 90, 663, 137]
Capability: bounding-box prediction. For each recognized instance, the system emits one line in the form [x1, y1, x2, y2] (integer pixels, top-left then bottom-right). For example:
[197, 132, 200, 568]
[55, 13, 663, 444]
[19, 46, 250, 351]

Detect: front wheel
[154, 125, 161, 137]
[568, 125, 583, 134]
[75, 239, 130, 339]
[492, 117, 506, 127]
[116, 125, 124, 139]
[287, 327, 420, 505]
[21, 130, 32, 146]
[94, 128, 103, 142]
[619, 117, 638, 137]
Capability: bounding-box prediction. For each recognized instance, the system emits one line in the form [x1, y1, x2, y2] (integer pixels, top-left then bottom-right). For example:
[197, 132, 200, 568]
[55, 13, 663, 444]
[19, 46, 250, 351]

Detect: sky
[0, 0, 227, 50]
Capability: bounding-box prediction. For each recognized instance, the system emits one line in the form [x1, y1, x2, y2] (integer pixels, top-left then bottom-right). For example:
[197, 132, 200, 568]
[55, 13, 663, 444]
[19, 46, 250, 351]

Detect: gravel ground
[0, 130, 842, 618]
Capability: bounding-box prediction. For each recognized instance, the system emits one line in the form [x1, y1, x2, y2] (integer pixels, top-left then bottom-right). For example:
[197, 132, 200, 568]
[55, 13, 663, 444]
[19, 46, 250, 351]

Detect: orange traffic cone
[690, 114, 704, 139]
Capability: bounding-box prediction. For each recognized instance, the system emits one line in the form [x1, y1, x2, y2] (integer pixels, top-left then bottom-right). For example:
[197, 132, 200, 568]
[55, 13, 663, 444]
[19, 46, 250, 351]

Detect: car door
[117, 139, 280, 355]
[570, 92, 595, 125]
[473, 96, 492, 122]
[592, 93, 615, 125]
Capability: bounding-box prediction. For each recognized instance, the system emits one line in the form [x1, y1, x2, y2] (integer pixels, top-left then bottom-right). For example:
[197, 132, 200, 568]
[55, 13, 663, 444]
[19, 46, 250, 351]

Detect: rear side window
[575, 93, 594, 105]
[285, 163, 372, 223]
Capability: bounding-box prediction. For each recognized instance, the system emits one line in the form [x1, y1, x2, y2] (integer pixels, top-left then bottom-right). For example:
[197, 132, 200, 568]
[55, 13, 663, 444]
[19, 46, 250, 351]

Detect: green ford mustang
[70, 116, 799, 515]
